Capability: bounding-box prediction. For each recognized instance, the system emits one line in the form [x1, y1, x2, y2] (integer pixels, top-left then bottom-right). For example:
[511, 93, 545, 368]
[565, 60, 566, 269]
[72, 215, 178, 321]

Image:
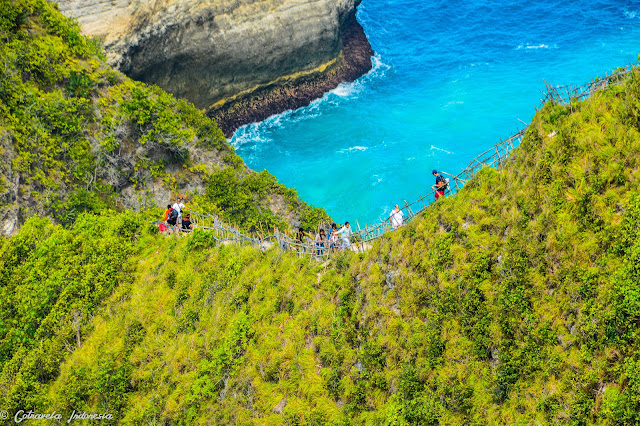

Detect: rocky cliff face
[54, 0, 373, 135]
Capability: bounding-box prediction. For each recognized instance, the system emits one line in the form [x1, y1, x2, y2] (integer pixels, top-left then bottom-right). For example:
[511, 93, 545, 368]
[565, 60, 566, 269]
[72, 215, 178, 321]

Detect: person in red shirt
[163, 204, 172, 222]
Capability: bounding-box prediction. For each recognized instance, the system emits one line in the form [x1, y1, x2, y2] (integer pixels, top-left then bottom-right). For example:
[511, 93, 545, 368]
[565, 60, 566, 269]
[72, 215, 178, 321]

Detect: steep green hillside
[3, 61, 640, 424]
[0, 0, 328, 235]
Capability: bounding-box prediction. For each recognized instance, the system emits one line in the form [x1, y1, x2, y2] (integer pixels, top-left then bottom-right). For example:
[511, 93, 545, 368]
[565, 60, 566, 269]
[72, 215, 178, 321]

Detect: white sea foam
[230, 97, 324, 140]
[230, 53, 391, 141]
[337, 146, 369, 154]
[516, 43, 558, 50]
[230, 122, 271, 149]
[371, 175, 383, 186]
[443, 100, 464, 109]
[624, 10, 637, 19]
[328, 53, 391, 100]
[330, 83, 355, 98]
[430, 145, 453, 155]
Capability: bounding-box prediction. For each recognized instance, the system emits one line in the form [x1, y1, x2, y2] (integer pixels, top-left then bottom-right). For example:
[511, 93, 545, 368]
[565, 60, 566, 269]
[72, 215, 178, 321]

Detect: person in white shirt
[389, 204, 404, 230]
[337, 222, 353, 249]
[172, 198, 186, 223]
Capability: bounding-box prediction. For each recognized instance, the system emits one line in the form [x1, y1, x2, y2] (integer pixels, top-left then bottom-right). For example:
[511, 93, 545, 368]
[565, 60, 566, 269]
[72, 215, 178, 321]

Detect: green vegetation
[3, 56, 640, 424]
[4, 0, 640, 424]
[0, 0, 328, 233]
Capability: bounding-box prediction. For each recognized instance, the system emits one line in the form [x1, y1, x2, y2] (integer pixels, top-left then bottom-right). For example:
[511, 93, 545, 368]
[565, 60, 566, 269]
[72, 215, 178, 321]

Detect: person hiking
[389, 204, 404, 230]
[337, 222, 353, 250]
[172, 198, 186, 224]
[167, 206, 179, 226]
[431, 170, 447, 201]
[163, 204, 172, 222]
[315, 228, 327, 258]
[296, 227, 306, 254]
[181, 214, 193, 231]
[329, 223, 339, 253]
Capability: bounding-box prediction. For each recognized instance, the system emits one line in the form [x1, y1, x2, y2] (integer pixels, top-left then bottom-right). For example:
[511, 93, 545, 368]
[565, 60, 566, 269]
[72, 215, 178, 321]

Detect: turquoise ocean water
[231, 0, 640, 227]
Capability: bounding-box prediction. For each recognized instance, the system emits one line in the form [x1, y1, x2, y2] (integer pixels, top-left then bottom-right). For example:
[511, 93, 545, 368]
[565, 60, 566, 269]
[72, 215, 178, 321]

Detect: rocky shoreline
[54, 0, 374, 139]
[208, 12, 374, 138]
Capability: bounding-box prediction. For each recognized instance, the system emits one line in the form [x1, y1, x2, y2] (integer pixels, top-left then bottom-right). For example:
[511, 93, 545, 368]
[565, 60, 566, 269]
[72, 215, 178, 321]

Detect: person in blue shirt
[431, 170, 446, 201]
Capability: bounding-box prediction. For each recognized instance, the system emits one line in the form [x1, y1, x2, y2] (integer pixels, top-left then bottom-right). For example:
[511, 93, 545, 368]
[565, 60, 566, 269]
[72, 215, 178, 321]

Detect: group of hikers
[157, 171, 449, 252]
[296, 170, 449, 257]
[295, 221, 354, 257]
[386, 170, 448, 230]
[298, 209, 402, 258]
[159, 198, 193, 233]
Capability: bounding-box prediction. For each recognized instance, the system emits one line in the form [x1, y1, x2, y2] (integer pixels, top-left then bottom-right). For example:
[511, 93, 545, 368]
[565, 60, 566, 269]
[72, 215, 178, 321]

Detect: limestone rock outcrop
[54, 0, 373, 135]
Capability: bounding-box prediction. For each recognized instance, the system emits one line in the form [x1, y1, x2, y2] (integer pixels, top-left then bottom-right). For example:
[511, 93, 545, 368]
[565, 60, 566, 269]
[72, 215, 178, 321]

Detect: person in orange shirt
[163, 204, 172, 222]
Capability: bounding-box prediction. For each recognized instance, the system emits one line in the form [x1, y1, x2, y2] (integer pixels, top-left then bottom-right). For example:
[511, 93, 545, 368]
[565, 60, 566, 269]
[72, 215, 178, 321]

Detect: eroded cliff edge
[54, 0, 373, 136]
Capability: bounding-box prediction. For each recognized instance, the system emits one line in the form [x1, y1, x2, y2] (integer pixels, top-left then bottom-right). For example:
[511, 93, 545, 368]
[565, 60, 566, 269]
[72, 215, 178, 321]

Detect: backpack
[168, 208, 178, 221]
[436, 175, 448, 191]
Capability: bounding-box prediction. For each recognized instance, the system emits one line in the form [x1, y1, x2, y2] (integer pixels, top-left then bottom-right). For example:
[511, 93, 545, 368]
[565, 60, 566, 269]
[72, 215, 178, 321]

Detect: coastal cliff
[54, 0, 374, 136]
[0, 0, 329, 236]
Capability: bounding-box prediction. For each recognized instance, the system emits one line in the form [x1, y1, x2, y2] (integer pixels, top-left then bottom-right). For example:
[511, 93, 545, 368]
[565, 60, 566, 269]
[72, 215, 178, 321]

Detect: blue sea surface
[231, 0, 640, 227]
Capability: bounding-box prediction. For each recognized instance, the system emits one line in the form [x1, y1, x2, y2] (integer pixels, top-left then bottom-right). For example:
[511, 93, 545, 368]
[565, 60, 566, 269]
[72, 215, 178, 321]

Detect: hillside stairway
[164, 65, 634, 260]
